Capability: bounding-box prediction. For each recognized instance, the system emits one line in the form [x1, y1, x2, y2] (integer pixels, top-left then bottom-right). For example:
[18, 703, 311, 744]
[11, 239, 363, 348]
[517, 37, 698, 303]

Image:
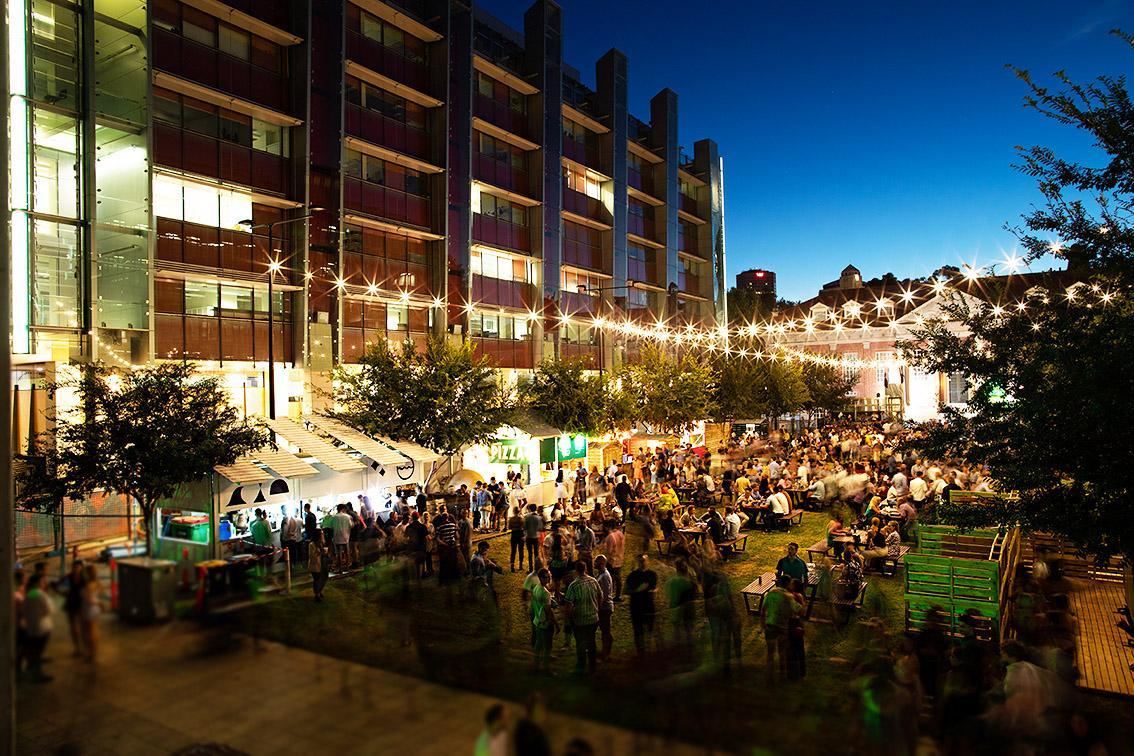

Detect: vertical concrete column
[649, 89, 679, 319]
[695, 139, 727, 326]
[445, 0, 474, 340]
[524, 0, 563, 359]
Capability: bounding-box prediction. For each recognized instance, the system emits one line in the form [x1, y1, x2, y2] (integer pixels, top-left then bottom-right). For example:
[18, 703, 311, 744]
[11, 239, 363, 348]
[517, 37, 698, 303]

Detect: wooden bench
[877, 545, 911, 576]
[741, 571, 777, 615]
[805, 539, 831, 562]
[718, 534, 749, 558]
[832, 579, 869, 612]
[786, 510, 803, 528]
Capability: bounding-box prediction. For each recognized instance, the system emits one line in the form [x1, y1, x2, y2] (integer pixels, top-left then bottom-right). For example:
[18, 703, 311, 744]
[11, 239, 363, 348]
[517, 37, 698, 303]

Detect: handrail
[988, 528, 1003, 561]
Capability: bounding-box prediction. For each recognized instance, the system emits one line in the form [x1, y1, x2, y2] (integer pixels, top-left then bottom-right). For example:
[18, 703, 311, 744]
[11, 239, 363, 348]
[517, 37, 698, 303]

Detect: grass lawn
[223, 510, 909, 752]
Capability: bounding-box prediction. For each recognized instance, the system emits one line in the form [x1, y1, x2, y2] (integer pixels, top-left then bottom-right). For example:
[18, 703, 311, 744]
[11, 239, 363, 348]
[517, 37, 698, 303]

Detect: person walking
[22, 574, 53, 682]
[600, 523, 625, 602]
[62, 559, 87, 658]
[562, 560, 602, 675]
[624, 554, 658, 659]
[280, 510, 303, 570]
[508, 507, 525, 572]
[331, 504, 353, 571]
[762, 575, 800, 681]
[79, 565, 104, 663]
[594, 555, 615, 661]
[530, 568, 557, 675]
[308, 530, 330, 601]
[523, 505, 544, 569]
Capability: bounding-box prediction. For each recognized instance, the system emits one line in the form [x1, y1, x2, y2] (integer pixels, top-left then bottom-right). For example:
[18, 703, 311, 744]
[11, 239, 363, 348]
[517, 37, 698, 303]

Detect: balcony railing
[154, 123, 288, 196]
[471, 337, 535, 369]
[345, 103, 430, 161]
[473, 154, 529, 196]
[561, 342, 599, 368]
[628, 214, 656, 241]
[562, 240, 605, 271]
[346, 30, 431, 96]
[472, 214, 530, 253]
[680, 194, 700, 216]
[475, 93, 528, 139]
[156, 313, 293, 364]
[344, 178, 431, 228]
[156, 218, 293, 275]
[559, 290, 598, 316]
[563, 138, 600, 170]
[152, 29, 288, 113]
[563, 187, 609, 224]
[471, 275, 536, 310]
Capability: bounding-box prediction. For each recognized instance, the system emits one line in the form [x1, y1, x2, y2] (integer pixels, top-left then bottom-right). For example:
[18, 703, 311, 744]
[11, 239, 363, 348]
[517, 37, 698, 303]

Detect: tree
[519, 357, 629, 436]
[900, 31, 1134, 560]
[332, 336, 514, 459]
[801, 362, 857, 417]
[711, 354, 765, 423]
[32, 363, 267, 555]
[617, 344, 713, 433]
[750, 359, 810, 431]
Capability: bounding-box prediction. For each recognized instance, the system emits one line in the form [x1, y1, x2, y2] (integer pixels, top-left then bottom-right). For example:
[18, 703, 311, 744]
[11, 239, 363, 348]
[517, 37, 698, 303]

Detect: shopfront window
[185, 281, 218, 316]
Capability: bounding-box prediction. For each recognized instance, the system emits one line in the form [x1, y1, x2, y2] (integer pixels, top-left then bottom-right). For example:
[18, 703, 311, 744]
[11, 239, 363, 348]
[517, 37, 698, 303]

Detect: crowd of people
[12, 558, 105, 683]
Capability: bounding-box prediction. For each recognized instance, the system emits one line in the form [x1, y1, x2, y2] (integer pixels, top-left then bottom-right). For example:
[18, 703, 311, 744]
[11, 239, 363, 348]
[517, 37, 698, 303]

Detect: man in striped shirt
[563, 560, 601, 675]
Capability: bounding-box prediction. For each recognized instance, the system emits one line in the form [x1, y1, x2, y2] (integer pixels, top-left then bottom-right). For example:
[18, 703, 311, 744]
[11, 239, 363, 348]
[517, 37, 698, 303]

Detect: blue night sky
[477, 0, 1134, 300]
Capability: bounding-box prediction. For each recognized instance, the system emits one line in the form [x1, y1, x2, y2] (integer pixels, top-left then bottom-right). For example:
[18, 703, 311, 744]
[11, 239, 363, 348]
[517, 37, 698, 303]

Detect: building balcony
[562, 241, 607, 273]
[156, 218, 290, 275]
[471, 275, 537, 311]
[473, 156, 530, 197]
[472, 214, 531, 253]
[563, 138, 600, 171]
[346, 30, 432, 98]
[628, 259, 662, 289]
[475, 94, 529, 140]
[153, 123, 288, 196]
[559, 290, 599, 317]
[561, 342, 599, 368]
[345, 103, 430, 161]
[680, 194, 700, 217]
[678, 271, 701, 294]
[155, 313, 293, 364]
[471, 337, 535, 369]
[343, 327, 430, 362]
[152, 29, 288, 114]
[628, 215, 657, 242]
[343, 178, 431, 229]
[563, 187, 609, 225]
[627, 168, 658, 198]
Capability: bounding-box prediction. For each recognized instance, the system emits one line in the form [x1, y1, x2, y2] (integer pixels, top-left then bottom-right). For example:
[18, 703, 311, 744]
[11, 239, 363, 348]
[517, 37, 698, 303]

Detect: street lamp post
[575, 280, 638, 376]
[238, 212, 317, 419]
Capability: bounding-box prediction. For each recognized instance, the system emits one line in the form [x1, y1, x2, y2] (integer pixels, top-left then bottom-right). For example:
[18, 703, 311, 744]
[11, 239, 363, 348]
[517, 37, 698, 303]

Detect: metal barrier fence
[16, 492, 134, 555]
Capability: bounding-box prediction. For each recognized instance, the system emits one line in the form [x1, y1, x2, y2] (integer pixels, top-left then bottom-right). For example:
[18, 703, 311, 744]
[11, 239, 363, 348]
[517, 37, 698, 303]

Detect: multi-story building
[769, 264, 1074, 421]
[9, 0, 727, 422]
[736, 268, 775, 296]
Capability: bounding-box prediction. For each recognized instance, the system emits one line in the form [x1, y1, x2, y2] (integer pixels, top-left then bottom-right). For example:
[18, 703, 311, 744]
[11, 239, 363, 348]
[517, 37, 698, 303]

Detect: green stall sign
[489, 438, 530, 465]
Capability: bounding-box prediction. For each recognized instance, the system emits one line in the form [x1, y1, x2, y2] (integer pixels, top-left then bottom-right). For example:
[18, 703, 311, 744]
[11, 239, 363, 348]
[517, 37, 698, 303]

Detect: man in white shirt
[280, 511, 304, 568]
[909, 470, 929, 504]
[768, 490, 791, 516]
[767, 459, 781, 483]
[724, 506, 748, 539]
[890, 466, 909, 497]
[606, 461, 620, 481]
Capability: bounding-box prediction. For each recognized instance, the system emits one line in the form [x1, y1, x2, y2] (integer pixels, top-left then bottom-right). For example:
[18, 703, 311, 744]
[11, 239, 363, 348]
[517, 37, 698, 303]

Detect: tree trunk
[138, 497, 153, 557]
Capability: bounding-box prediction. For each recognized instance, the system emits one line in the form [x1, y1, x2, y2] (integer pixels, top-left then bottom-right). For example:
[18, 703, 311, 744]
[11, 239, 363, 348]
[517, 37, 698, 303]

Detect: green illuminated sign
[489, 438, 529, 465]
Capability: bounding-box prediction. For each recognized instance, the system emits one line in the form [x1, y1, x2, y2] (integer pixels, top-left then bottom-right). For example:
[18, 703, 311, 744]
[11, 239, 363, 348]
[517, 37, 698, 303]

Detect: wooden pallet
[1068, 579, 1134, 697]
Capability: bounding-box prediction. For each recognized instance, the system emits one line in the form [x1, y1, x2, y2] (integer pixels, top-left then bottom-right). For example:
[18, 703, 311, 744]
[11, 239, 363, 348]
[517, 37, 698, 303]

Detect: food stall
[459, 412, 573, 508]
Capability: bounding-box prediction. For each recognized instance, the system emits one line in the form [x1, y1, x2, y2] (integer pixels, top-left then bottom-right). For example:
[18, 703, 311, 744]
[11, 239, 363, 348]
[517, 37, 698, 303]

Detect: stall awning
[508, 411, 563, 440]
[257, 448, 319, 478]
[265, 418, 366, 472]
[371, 434, 442, 464]
[307, 415, 406, 467]
[214, 456, 273, 484]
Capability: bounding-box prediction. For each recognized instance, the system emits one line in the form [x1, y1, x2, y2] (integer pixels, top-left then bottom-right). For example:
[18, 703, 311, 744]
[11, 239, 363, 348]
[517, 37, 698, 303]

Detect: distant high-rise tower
[736, 268, 776, 298]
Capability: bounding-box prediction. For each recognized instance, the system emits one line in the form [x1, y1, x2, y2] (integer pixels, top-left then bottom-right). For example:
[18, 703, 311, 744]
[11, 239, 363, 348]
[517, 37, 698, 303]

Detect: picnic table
[741, 569, 821, 616]
[784, 488, 809, 508]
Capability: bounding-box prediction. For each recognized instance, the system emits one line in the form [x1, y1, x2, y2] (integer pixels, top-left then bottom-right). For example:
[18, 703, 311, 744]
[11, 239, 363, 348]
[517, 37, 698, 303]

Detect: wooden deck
[1069, 579, 1134, 697]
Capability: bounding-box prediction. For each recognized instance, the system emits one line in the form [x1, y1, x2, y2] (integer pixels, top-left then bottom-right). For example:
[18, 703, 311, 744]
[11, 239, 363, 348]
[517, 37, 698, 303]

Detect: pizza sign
[489, 439, 529, 465]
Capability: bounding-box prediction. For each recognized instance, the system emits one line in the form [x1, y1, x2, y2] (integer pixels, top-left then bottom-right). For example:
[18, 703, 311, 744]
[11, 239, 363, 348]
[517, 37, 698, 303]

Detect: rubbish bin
[116, 557, 177, 623]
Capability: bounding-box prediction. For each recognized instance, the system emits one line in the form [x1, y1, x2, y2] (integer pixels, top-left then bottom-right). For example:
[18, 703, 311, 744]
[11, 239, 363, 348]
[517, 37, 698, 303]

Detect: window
[476, 72, 495, 99]
[841, 353, 859, 383]
[219, 25, 250, 60]
[564, 166, 601, 199]
[562, 269, 606, 295]
[31, 218, 81, 328]
[387, 304, 408, 331]
[181, 9, 216, 47]
[182, 98, 218, 137]
[153, 174, 252, 229]
[470, 311, 530, 340]
[364, 156, 384, 184]
[219, 285, 254, 317]
[219, 111, 252, 147]
[562, 118, 587, 143]
[810, 304, 830, 321]
[185, 281, 218, 316]
[628, 200, 645, 218]
[344, 148, 363, 178]
[360, 11, 384, 43]
[561, 323, 596, 345]
[875, 352, 893, 388]
[947, 372, 970, 404]
[477, 193, 527, 226]
[679, 179, 696, 201]
[628, 151, 643, 172]
[508, 89, 525, 113]
[32, 109, 80, 218]
[470, 249, 533, 284]
[252, 119, 288, 156]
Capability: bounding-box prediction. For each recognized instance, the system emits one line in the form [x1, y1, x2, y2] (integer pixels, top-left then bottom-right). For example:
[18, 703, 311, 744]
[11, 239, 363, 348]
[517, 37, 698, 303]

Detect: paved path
[17, 612, 721, 755]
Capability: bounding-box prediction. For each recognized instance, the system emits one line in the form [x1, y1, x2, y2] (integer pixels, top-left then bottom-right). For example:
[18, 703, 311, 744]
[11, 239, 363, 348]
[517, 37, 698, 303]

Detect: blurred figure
[79, 564, 103, 663]
[62, 559, 87, 658]
[22, 573, 53, 682]
[474, 703, 508, 756]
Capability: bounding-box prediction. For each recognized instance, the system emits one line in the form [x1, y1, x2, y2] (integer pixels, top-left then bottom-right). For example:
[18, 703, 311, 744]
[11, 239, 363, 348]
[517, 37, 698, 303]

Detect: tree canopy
[33, 362, 268, 554]
[332, 336, 514, 458]
[617, 344, 713, 433]
[800, 362, 858, 416]
[518, 357, 631, 436]
[901, 31, 1134, 559]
